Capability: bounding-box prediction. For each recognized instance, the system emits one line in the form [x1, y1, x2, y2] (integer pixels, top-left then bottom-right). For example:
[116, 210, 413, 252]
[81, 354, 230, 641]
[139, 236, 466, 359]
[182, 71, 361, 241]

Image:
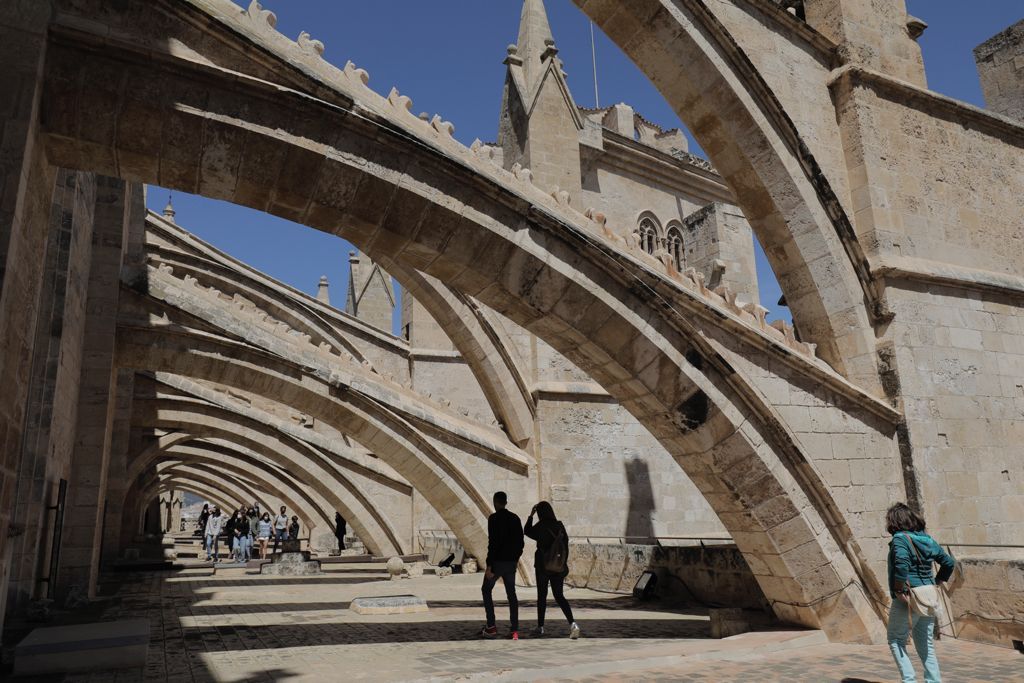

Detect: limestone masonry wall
[567, 542, 768, 610]
[887, 284, 1024, 548]
[944, 558, 1024, 649]
[537, 397, 727, 540]
[975, 20, 1024, 122]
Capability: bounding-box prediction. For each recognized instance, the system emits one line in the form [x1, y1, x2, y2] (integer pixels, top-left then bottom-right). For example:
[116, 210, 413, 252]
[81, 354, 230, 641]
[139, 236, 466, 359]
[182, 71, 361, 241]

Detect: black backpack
[543, 524, 568, 574]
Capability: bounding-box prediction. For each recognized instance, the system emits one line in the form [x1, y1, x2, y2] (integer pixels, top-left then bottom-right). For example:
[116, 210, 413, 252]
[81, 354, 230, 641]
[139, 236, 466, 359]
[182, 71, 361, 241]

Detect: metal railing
[416, 531, 734, 547]
[577, 535, 733, 547]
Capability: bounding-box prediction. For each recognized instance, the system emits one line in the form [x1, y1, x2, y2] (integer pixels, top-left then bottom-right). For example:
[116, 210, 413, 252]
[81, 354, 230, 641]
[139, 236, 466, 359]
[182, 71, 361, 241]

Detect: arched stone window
[638, 215, 659, 255]
[666, 224, 684, 271]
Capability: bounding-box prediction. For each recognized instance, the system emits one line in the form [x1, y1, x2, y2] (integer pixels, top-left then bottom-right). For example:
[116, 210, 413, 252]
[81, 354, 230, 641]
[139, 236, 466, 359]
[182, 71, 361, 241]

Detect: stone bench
[14, 619, 149, 676]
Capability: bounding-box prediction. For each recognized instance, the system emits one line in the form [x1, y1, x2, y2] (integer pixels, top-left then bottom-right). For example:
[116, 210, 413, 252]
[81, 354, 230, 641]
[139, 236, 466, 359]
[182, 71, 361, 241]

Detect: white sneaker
[569, 623, 580, 640]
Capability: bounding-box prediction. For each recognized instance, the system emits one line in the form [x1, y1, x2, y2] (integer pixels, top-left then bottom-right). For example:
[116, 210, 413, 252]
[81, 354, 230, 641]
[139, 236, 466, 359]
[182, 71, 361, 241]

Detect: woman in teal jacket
[886, 503, 956, 683]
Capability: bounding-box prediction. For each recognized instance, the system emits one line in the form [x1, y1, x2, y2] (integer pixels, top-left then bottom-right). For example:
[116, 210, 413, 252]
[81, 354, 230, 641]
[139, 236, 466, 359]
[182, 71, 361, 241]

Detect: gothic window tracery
[638, 216, 659, 255]
[666, 224, 684, 271]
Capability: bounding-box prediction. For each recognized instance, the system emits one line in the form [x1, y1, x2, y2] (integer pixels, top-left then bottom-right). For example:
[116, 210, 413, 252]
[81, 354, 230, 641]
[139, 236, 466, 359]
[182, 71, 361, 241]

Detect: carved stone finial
[584, 208, 607, 229]
[316, 275, 330, 305]
[243, 0, 277, 31]
[343, 61, 370, 86]
[162, 194, 176, 223]
[387, 88, 414, 114]
[297, 31, 325, 57]
[430, 115, 455, 138]
[550, 187, 571, 206]
[511, 163, 533, 184]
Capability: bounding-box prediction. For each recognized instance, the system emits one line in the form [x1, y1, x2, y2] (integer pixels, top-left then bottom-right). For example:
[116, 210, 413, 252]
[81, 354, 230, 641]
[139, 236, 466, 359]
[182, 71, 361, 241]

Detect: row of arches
[27, 0, 907, 642]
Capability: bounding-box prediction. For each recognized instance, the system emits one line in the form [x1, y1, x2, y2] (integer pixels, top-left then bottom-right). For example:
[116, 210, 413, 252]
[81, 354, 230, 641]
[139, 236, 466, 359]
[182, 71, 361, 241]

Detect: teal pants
[888, 598, 941, 682]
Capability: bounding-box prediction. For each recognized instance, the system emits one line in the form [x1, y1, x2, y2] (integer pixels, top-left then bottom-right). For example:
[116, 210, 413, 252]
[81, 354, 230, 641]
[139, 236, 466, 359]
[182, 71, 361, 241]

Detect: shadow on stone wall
[567, 542, 769, 611]
[624, 458, 655, 543]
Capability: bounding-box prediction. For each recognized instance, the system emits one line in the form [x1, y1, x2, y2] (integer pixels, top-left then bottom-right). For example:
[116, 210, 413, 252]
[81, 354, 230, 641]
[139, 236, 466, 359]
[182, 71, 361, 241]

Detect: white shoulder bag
[901, 532, 943, 619]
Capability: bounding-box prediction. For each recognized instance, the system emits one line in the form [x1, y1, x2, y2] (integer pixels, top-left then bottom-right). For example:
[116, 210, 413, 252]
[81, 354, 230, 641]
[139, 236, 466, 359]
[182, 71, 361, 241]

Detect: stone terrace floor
[3, 559, 1022, 682]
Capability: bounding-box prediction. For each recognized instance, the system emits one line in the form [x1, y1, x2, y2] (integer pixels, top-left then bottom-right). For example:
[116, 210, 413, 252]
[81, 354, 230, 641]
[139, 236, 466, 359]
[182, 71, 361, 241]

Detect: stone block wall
[680, 202, 759, 303]
[566, 542, 769, 610]
[834, 70, 1024, 551]
[835, 78, 1024, 281]
[888, 284, 1024, 548]
[943, 557, 1024, 649]
[975, 20, 1024, 122]
[536, 395, 727, 540]
[410, 354, 499, 428]
[6, 170, 96, 614]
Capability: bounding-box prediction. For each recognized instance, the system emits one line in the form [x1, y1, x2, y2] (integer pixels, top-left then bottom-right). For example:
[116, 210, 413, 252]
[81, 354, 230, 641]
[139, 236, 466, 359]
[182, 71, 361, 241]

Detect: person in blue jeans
[480, 491, 524, 640]
[886, 503, 955, 683]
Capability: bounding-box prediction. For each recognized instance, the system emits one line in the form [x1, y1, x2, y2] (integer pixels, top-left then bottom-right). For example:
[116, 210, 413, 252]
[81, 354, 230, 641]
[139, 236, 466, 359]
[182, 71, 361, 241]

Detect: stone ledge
[14, 619, 149, 676]
[350, 595, 428, 615]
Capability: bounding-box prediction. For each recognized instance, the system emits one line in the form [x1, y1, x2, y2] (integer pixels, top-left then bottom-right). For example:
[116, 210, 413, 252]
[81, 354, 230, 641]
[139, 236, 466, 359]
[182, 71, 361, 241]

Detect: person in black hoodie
[525, 501, 580, 639]
[480, 491, 524, 640]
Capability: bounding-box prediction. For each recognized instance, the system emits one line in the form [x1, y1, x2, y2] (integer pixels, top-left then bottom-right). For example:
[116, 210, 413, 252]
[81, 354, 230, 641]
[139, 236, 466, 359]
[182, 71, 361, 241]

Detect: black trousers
[536, 566, 574, 627]
[482, 560, 519, 630]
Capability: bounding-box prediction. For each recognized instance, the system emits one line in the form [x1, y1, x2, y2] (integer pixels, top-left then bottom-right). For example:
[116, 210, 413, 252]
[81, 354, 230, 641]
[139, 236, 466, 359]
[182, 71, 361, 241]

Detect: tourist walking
[257, 512, 272, 558]
[273, 506, 288, 553]
[335, 512, 347, 551]
[886, 502, 955, 683]
[225, 510, 240, 557]
[233, 509, 252, 562]
[204, 506, 224, 562]
[480, 491, 524, 640]
[524, 501, 580, 639]
[197, 503, 210, 539]
[232, 525, 247, 563]
[247, 507, 260, 556]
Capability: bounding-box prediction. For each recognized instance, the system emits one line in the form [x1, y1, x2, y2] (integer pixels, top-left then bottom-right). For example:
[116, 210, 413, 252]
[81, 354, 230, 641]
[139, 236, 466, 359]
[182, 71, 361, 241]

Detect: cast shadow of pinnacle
[625, 457, 656, 543]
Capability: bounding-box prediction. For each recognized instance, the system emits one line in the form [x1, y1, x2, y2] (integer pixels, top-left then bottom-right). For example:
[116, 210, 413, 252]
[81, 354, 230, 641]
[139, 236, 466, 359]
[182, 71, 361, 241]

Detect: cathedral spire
[516, 0, 556, 88]
[162, 194, 176, 223]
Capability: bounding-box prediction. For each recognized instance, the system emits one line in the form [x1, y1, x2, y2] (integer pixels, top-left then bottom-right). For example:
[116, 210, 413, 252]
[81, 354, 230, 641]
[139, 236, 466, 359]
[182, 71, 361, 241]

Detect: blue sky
[148, 1, 1022, 330]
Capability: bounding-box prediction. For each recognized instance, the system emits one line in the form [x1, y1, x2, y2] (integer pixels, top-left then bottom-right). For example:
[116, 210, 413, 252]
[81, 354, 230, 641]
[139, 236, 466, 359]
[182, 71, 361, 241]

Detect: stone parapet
[566, 542, 769, 611]
[942, 557, 1024, 650]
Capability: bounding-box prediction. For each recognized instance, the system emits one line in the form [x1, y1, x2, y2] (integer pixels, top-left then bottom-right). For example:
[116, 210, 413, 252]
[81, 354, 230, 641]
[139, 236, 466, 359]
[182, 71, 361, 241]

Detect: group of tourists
[195, 502, 301, 563]
[479, 493, 956, 683]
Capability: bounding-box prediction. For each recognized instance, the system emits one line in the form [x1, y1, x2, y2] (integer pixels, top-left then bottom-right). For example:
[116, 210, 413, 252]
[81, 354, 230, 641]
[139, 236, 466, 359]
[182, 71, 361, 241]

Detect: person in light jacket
[203, 507, 224, 563]
[886, 502, 955, 683]
[257, 512, 272, 559]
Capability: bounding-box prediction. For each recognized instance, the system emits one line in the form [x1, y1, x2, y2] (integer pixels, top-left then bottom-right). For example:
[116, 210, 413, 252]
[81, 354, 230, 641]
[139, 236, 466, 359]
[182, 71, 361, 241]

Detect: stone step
[14, 619, 150, 676]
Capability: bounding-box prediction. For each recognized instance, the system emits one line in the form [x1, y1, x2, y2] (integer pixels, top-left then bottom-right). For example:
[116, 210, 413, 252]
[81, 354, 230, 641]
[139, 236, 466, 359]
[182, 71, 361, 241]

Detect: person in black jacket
[525, 501, 580, 639]
[481, 491, 524, 639]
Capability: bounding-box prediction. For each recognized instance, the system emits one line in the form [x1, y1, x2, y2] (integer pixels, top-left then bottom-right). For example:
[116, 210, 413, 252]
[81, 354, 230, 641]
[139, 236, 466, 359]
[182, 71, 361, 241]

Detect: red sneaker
[511, 631, 519, 641]
[481, 625, 498, 639]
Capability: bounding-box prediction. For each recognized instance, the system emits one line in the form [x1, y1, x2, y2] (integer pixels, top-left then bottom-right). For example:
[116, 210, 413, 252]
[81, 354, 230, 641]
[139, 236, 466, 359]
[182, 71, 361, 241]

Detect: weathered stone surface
[710, 608, 750, 639]
[350, 594, 428, 615]
[14, 619, 149, 676]
[259, 551, 321, 576]
[387, 556, 405, 580]
[975, 20, 1024, 121]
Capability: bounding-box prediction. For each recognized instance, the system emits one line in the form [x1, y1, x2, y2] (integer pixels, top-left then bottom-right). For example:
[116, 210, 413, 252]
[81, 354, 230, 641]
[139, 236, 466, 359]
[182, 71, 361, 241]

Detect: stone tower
[345, 251, 394, 332]
[498, 0, 583, 201]
[974, 19, 1024, 122]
